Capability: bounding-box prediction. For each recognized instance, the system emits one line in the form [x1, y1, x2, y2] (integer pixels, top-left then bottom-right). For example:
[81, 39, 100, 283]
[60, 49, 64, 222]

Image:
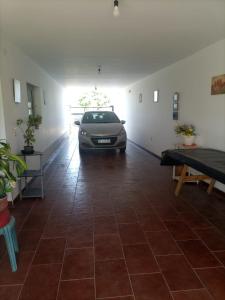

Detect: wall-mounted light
[153, 90, 159, 103]
[97, 65, 102, 75]
[113, 0, 120, 17]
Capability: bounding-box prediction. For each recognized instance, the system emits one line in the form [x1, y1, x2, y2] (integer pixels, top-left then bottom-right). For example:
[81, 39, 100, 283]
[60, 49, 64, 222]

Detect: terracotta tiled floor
[0, 137, 225, 299]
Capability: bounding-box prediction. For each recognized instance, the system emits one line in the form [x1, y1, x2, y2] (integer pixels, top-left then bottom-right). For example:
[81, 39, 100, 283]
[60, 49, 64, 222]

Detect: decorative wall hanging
[211, 74, 225, 95]
[173, 92, 179, 120]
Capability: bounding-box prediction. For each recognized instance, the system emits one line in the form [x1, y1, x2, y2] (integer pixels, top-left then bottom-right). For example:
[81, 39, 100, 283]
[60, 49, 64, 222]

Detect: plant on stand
[16, 115, 42, 154]
[0, 141, 27, 226]
[175, 123, 197, 146]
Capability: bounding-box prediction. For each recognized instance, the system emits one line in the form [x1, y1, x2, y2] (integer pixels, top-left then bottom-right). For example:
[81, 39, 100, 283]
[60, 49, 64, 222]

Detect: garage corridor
[0, 137, 225, 300]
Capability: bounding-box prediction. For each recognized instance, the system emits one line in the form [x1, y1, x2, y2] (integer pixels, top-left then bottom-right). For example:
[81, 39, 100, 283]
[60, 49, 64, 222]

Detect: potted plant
[175, 123, 196, 145]
[0, 141, 27, 226]
[16, 115, 42, 154]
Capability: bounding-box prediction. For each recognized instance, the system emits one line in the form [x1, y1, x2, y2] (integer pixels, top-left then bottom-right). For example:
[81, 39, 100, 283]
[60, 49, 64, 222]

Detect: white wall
[124, 39, 225, 191]
[0, 39, 66, 155]
[0, 81, 6, 139]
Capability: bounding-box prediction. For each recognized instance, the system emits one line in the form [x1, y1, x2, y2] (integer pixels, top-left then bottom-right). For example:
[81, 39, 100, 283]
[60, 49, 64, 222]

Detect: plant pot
[22, 145, 34, 154]
[183, 135, 195, 146]
[0, 196, 10, 228]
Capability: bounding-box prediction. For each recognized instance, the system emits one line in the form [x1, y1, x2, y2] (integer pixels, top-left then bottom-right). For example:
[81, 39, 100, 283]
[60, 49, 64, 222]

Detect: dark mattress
[161, 148, 225, 184]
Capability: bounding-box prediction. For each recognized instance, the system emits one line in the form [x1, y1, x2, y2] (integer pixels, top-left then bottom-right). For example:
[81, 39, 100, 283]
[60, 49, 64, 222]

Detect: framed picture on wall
[172, 92, 179, 120]
[211, 74, 225, 95]
[13, 79, 21, 103]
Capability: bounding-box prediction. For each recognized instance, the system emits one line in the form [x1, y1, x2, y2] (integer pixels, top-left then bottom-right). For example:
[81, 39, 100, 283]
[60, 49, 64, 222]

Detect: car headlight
[80, 129, 89, 136]
[119, 128, 126, 136]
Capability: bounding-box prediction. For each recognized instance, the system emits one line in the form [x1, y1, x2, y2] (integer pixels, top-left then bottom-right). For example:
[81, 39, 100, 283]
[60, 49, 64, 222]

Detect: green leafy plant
[0, 141, 27, 198]
[78, 90, 110, 108]
[17, 115, 42, 146]
[175, 123, 196, 137]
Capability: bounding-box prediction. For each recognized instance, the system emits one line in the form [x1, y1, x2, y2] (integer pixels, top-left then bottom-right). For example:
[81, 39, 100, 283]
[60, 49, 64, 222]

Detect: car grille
[91, 137, 117, 146]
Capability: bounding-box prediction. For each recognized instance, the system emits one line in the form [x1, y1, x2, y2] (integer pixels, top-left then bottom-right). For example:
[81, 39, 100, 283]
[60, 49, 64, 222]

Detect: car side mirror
[121, 120, 126, 124]
[74, 120, 80, 125]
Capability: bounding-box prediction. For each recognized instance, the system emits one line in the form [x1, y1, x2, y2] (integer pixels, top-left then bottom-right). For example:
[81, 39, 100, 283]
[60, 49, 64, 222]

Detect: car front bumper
[79, 134, 127, 150]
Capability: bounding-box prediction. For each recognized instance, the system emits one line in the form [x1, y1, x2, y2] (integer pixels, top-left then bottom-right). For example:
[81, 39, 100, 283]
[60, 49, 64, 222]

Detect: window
[82, 111, 120, 124]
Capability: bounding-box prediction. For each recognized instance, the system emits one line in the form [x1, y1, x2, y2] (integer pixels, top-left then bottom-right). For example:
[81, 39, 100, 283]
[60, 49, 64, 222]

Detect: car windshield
[82, 112, 120, 124]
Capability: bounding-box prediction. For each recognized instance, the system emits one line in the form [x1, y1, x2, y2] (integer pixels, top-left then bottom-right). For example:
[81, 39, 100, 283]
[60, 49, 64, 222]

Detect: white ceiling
[1, 0, 225, 87]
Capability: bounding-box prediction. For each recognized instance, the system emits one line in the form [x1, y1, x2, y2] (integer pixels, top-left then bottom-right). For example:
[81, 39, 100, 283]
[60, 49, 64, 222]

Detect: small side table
[18, 152, 44, 199]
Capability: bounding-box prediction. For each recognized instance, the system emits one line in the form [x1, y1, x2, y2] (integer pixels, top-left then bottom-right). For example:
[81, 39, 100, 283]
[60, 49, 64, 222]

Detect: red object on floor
[0, 208, 11, 228]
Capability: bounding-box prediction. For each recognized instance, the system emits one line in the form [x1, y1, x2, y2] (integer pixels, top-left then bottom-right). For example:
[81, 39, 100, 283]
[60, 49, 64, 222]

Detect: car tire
[120, 147, 126, 153]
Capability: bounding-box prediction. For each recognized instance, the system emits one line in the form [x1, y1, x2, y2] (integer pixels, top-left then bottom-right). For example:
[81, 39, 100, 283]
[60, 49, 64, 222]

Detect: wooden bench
[161, 148, 225, 196]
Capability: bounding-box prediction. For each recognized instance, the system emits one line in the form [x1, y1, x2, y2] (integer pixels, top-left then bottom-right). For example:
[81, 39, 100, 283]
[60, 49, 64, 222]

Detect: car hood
[80, 123, 124, 136]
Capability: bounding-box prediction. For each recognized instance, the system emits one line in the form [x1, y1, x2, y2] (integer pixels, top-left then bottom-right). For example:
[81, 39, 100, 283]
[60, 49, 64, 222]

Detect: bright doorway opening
[64, 86, 126, 136]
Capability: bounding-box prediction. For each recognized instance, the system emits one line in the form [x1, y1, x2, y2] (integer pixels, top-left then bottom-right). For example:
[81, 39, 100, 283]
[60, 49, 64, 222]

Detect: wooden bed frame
[161, 148, 225, 197]
[174, 164, 216, 196]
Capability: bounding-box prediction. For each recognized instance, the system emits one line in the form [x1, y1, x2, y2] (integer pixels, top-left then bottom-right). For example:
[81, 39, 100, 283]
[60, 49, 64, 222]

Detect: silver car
[75, 111, 127, 153]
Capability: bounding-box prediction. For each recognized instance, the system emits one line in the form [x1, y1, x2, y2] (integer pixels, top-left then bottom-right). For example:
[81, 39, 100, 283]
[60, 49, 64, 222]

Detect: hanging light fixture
[113, 0, 120, 17]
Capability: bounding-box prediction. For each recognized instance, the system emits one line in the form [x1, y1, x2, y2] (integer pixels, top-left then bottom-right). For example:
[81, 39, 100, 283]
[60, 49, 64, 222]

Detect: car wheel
[120, 147, 126, 153]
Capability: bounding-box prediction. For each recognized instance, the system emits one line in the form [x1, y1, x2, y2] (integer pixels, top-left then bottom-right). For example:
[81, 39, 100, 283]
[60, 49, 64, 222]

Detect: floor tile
[156, 254, 202, 291]
[123, 244, 159, 274]
[95, 259, 132, 298]
[138, 214, 166, 231]
[119, 223, 146, 245]
[32, 238, 66, 265]
[22, 213, 48, 231]
[69, 213, 93, 226]
[165, 221, 198, 240]
[131, 273, 172, 300]
[66, 225, 93, 248]
[61, 248, 94, 280]
[116, 209, 137, 223]
[93, 205, 114, 217]
[96, 297, 134, 300]
[214, 251, 225, 266]
[0, 251, 34, 285]
[196, 267, 225, 300]
[172, 289, 213, 300]
[146, 231, 181, 255]
[43, 223, 68, 238]
[18, 230, 43, 251]
[180, 212, 212, 229]
[5, 139, 225, 300]
[195, 228, 225, 251]
[94, 216, 118, 235]
[58, 279, 95, 300]
[19, 263, 61, 300]
[95, 234, 123, 261]
[154, 205, 179, 220]
[178, 239, 221, 268]
[0, 285, 22, 300]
